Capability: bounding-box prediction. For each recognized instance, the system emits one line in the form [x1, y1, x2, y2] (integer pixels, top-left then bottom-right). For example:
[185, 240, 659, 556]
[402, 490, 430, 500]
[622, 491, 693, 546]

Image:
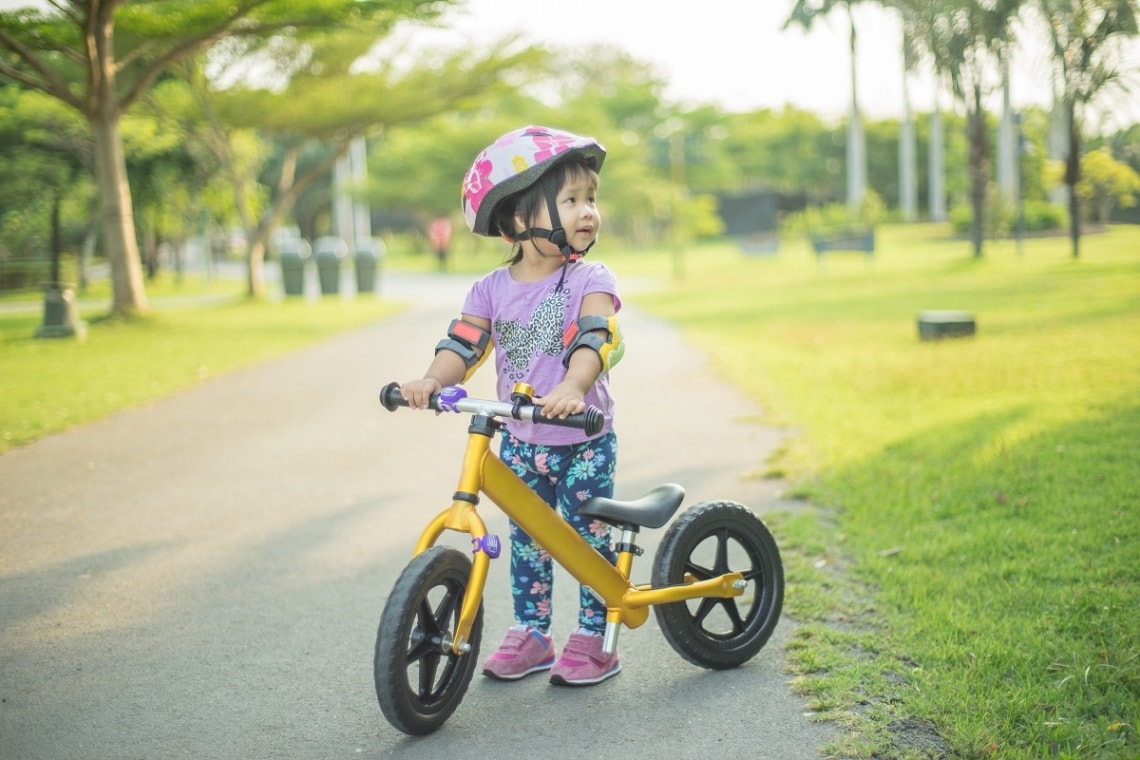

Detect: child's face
[519, 167, 601, 256]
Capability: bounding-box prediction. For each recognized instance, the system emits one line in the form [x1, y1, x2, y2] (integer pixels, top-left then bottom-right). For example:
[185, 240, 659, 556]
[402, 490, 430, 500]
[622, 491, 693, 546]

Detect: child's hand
[535, 381, 587, 419]
[401, 378, 443, 410]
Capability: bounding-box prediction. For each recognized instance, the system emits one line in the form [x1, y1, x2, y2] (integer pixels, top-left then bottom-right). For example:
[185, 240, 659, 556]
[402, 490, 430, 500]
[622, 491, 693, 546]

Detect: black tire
[651, 500, 784, 670]
[374, 546, 483, 735]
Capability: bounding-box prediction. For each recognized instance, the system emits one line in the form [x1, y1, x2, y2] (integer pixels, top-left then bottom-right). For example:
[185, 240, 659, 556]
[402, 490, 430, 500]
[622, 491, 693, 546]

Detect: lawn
[628, 225, 1139, 759]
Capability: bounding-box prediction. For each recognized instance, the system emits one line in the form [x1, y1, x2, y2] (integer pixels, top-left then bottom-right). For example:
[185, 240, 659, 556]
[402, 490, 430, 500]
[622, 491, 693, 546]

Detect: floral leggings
[497, 430, 618, 635]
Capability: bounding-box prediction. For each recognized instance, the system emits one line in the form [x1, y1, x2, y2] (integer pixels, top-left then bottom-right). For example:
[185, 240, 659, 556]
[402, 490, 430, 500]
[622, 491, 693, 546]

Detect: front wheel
[651, 501, 784, 670]
[374, 546, 483, 735]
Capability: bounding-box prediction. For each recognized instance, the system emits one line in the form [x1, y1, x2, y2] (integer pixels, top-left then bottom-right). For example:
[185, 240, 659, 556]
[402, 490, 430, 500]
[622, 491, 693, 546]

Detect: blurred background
[2, 0, 1138, 310]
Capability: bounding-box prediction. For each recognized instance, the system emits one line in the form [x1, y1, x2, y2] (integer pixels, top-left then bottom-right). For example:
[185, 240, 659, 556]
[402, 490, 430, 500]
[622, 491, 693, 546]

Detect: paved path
[0, 272, 835, 760]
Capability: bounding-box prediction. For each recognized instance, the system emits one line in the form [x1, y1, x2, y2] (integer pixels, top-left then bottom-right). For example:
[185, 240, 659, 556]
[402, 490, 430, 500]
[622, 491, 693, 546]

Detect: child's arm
[401, 314, 492, 409]
[537, 292, 617, 419]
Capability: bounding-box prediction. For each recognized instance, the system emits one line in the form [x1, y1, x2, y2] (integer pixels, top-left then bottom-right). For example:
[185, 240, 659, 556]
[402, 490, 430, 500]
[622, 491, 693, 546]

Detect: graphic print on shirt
[494, 285, 567, 383]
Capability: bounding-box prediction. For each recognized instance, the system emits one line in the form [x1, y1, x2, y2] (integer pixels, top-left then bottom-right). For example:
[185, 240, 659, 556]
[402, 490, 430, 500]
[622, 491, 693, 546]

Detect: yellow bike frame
[411, 411, 745, 655]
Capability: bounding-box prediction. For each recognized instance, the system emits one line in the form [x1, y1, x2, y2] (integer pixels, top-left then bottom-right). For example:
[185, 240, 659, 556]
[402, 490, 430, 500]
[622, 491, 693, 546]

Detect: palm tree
[900, 0, 1022, 258]
[899, 16, 920, 220]
[890, 0, 941, 220]
[784, 0, 869, 212]
[1034, 0, 1139, 258]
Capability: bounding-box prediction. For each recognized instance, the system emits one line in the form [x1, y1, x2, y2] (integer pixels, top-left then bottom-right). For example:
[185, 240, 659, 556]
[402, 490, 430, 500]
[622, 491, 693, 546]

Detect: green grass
[628, 225, 1139, 759]
[0, 271, 401, 453]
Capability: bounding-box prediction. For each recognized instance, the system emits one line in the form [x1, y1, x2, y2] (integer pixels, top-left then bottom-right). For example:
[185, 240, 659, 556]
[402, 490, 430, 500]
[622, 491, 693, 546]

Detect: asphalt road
[0, 271, 836, 760]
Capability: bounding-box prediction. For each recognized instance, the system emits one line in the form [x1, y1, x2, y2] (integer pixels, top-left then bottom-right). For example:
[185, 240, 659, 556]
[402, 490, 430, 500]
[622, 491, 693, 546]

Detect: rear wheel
[374, 546, 483, 735]
[651, 501, 784, 669]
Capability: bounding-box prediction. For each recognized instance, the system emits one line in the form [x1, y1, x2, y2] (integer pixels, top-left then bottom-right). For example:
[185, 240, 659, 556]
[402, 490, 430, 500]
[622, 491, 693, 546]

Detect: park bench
[810, 229, 874, 263]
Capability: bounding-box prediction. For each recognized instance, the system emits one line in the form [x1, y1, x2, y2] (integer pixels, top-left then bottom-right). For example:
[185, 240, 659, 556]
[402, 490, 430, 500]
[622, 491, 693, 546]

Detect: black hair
[492, 154, 600, 265]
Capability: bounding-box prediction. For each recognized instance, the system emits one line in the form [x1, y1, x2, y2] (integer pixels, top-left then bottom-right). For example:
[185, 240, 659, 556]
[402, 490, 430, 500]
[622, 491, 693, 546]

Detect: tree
[1074, 146, 1140, 222]
[888, 0, 952, 221]
[204, 33, 541, 297]
[0, 83, 94, 279]
[0, 0, 455, 316]
[900, 0, 1021, 258]
[784, 0, 871, 212]
[1035, 0, 1139, 257]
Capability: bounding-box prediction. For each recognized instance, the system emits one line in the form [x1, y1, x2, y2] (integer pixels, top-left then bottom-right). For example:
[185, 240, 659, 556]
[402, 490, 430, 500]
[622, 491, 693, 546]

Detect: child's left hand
[534, 381, 587, 419]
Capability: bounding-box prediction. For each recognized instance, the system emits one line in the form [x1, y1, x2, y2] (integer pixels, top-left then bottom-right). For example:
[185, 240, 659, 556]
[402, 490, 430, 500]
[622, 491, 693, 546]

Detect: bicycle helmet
[461, 125, 606, 246]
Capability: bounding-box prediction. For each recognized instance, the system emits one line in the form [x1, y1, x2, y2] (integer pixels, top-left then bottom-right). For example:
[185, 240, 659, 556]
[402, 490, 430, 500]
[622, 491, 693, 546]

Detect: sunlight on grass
[629, 224, 1140, 759]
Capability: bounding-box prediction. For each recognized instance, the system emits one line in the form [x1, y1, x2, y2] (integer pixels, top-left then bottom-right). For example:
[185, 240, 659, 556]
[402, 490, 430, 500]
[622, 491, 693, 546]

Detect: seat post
[604, 524, 640, 656]
[614, 525, 640, 578]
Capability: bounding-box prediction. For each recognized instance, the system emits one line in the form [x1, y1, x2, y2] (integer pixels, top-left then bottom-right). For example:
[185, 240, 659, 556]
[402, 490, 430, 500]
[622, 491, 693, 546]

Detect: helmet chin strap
[512, 185, 596, 291]
[514, 184, 596, 261]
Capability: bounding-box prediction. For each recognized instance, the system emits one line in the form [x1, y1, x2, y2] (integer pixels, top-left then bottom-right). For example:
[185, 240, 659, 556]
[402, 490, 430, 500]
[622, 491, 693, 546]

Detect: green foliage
[1075, 148, 1140, 223]
[780, 190, 886, 238]
[0, 85, 95, 260]
[633, 223, 1140, 759]
[950, 198, 1066, 237]
[1021, 199, 1067, 232]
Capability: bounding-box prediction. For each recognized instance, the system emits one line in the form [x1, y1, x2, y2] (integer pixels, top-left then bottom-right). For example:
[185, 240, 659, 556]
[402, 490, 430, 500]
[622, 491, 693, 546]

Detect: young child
[399, 126, 625, 686]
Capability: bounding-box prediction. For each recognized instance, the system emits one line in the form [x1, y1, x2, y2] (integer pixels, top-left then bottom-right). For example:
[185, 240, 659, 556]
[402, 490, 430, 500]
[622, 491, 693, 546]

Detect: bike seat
[578, 483, 686, 530]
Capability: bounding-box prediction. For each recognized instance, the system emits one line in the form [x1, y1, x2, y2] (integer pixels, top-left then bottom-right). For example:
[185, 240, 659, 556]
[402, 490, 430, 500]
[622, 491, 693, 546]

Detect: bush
[1020, 199, 1065, 232]
[949, 197, 1064, 238]
[780, 190, 885, 239]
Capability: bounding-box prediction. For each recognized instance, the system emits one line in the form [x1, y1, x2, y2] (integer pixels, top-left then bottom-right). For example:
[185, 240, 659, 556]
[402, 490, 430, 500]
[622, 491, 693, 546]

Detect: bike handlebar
[379, 382, 605, 437]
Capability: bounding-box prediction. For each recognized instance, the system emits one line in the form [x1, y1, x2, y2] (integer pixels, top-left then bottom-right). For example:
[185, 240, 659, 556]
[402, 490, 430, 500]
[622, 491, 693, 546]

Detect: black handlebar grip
[534, 405, 604, 437]
[379, 382, 406, 411]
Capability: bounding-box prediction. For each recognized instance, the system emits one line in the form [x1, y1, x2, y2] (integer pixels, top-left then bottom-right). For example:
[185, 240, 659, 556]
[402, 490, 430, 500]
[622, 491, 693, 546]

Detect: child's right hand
[400, 378, 443, 410]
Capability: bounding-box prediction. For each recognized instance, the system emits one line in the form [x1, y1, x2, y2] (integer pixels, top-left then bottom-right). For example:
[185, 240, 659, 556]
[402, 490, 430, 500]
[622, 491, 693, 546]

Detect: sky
[391, 0, 1140, 130]
[2, 0, 1136, 129]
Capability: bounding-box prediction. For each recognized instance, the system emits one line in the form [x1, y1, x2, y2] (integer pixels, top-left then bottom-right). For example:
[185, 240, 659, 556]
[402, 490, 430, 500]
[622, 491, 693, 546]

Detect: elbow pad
[562, 315, 624, 373]
[436, 318, 492, 382]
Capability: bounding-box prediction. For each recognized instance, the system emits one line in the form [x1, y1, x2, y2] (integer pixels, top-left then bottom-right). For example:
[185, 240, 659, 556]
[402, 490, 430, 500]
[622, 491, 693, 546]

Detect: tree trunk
[846, 3, 866, 213]
[900, 38, 917, 222]
[91, 106, 148, 314]
[929, 101, 946, 222]
[244, 141, 345, 299]
[1063, 99, 1082, 259]
[246, 237, 267, 299]
[967, 85, 989, 259]
[50, 193, 62, 284]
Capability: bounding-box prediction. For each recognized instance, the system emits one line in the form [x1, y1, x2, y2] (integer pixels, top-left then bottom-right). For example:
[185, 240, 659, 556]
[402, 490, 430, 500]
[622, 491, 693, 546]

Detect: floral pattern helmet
[462, 125, 606, 237]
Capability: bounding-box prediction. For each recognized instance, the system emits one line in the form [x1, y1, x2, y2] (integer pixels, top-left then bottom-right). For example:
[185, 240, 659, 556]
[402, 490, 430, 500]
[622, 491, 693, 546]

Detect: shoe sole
[481, 659, 556, 681]
[549, 662, 622, 687]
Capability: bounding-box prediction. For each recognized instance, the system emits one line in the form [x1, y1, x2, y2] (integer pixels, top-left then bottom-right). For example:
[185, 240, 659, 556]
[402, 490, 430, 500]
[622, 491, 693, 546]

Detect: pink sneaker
[549, 629, 621, 686]
[482, 625, 556, 681]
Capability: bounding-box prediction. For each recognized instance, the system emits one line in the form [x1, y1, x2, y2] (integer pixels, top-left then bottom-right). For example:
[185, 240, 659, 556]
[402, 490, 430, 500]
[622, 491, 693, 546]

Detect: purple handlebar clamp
[472, 534, 502, 558]
[438, 385, 468, 412]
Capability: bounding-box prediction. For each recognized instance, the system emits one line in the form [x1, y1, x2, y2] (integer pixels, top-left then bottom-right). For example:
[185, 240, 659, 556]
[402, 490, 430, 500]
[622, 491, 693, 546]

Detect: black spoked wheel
[374, 546, 483, 735]
[651, 500, 784, 669]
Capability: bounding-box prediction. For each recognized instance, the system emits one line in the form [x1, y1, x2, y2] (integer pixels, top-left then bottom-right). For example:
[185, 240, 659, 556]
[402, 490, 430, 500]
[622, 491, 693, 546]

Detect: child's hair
[493, 155, 600, 265]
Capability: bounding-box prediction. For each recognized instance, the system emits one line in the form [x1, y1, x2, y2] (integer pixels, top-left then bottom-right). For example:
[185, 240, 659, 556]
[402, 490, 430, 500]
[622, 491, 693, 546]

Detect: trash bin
[278, 239, 311, 297]
[354, 239, 385, 294]
[313, 236, 348, 296]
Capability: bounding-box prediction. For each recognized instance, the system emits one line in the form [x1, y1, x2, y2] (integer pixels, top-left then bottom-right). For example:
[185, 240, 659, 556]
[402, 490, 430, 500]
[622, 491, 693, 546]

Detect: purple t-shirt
[462, 260, 621, 445]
